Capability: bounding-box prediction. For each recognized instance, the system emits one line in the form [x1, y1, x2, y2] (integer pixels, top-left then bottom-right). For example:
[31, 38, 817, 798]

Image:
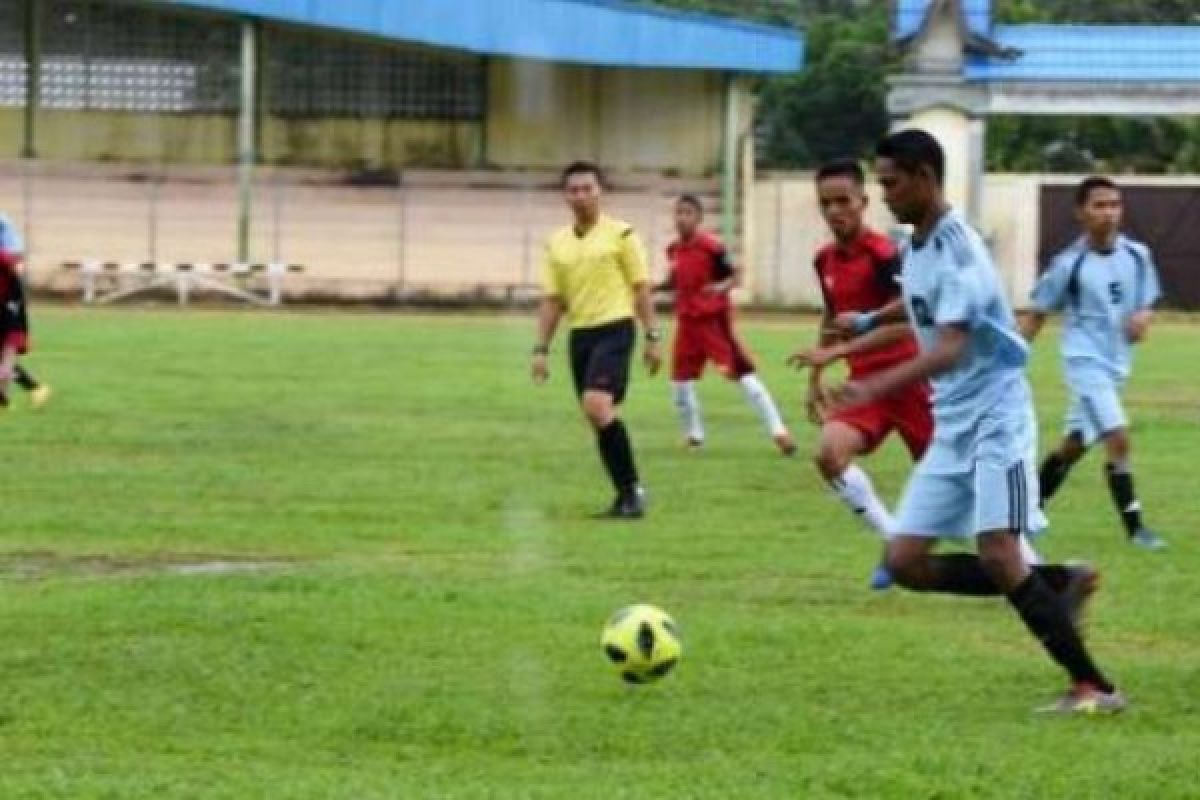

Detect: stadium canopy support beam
[21, 0, 40, 159]
[720, 72, 737, 251]
[236, 18, 258, 263]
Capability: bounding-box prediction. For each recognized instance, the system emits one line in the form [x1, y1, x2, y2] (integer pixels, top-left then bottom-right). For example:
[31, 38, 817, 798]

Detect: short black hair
[676, 194, 704, 214]
[1075, 175, 1119, 207]
[561, 160, 605, 188]
[816, 158, 865, 185]
[875, 129, 944, 186]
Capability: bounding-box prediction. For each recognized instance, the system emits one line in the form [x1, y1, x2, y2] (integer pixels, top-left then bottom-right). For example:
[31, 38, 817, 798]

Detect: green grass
[2, 308, 1198, 799]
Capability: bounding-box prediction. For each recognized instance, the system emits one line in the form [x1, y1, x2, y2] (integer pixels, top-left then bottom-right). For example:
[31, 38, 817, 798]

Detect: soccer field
[3, 308, 1198, 799]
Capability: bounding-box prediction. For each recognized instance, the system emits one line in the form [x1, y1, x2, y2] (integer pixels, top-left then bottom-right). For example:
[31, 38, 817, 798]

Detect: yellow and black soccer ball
[601, 604, 682, 684]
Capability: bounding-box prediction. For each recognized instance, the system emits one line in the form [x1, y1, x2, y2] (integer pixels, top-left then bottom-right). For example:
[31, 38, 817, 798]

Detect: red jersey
[667, 232, 734, 318]
[813, 228, 916, 376]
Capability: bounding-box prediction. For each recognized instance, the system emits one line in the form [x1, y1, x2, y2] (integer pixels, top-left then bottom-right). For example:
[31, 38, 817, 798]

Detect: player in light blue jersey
[0, 214, 50, 410]
[1022, 177, 1164, 550]
[827, 130, 1123, 714]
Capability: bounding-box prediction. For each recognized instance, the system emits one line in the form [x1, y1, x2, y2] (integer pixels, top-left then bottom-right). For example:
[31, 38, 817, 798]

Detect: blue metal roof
[966, 25, 1200, 82]
[894, 0, 991, 41]
[148, 0, 804, 73]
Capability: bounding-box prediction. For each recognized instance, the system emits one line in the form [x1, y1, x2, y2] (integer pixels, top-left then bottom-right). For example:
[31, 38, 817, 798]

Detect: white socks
[672, 380, 704, 443]
[830, 464, 894, 539]
[738, 373, 787, 438]
[1018, 534, 1041, 565]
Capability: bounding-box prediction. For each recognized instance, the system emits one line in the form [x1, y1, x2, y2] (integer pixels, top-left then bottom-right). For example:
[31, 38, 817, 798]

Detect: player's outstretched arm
[531, 296, 564, 385]
[791, 322, 912, 371]
[827, 324, 968, 410]
[831, 298, 907, 337]
[787, 309, 838, 425]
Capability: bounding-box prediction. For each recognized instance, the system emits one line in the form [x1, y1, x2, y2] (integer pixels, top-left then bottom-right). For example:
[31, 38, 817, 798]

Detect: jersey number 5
[1109, 281, 1123, 305]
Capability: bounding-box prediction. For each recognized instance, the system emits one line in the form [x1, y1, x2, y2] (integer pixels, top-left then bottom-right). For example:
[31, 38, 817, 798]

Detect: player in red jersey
[789, 160, 935, 589]
[790, 160, 1037, 588]
[658, 195, 795, 455]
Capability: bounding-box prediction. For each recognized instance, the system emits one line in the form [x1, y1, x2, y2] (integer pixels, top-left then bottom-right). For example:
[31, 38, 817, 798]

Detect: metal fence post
[396, 170, 408, 296]
[520, 173, 532, 286]
[147, 170, 161, 265]
[271, 167, 283, 266]
[774, 177, 784, 305]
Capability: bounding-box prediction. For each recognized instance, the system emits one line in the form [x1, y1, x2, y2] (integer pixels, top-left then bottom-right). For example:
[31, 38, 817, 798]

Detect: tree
[757, 8, 894, 168]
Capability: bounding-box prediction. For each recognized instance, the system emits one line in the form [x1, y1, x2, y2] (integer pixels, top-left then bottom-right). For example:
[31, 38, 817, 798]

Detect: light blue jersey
[900, 209, 1031, 473]
[891, 209, 1045, 537]
[1031, 235, 1160, 382]
[0, 214, 24, 256]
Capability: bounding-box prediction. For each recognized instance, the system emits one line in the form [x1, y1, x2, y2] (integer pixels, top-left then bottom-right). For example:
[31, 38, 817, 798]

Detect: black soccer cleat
[595, 486, 646, 520]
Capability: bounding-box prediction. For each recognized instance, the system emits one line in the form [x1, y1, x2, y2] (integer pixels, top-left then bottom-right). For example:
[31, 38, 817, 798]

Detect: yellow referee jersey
[541, 214, 649, 329]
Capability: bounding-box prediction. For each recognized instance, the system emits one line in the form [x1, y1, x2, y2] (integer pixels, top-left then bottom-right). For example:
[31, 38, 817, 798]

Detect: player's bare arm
[790, 322, 914, 370]
[1018, 309, 1047, 342]
[831, 297, 907, 337]
[532, 295, 564, 384]
[704, 264, 741, 296]
[632, 282, 662, 375]
[789, 309, 838, 424]
[827, 324, 968, 410]
[1127, 309, 1153, 343]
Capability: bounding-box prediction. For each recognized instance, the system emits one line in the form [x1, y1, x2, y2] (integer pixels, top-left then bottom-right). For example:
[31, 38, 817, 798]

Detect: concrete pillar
[895, 106, 977, 222]
[236, 18, 259, 263]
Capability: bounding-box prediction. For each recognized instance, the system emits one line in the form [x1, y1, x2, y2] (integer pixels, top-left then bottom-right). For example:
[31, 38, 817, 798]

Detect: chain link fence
[1, 159, 718, 303]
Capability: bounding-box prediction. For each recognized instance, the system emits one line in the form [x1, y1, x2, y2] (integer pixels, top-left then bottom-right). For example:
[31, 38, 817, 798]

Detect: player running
[0, 212, 47, 410]
[826, 130, 1123, 713]
[788, 159, 932, 589]
[532, 161, 662, 519]
[657, 194, 794, 455]
[1021, 176, 1165, 550]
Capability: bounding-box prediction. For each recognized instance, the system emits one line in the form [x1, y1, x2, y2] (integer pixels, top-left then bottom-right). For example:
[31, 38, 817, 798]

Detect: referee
[532, 161, 662, 518]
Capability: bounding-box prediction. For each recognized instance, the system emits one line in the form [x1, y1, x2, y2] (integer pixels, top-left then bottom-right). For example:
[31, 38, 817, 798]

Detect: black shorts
[569, 318, 636, 404]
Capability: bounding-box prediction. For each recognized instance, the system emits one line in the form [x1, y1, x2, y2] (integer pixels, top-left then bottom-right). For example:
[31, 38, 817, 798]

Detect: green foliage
[996, 0, 1200, 24]
[2, 309, 1199, 797]
[645, 0, 1200, 172]
[757, 6, 894, 168]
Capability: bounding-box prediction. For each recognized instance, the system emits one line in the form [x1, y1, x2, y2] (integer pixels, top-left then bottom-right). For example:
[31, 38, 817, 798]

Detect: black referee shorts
[569, 318, 636, 404]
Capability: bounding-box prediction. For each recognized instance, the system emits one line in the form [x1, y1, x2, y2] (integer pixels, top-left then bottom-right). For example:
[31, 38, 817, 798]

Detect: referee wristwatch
[645, 328, 663, 344]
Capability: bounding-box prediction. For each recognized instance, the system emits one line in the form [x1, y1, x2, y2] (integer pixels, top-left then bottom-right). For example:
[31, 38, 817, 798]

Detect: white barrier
[63, 261, 304, 306]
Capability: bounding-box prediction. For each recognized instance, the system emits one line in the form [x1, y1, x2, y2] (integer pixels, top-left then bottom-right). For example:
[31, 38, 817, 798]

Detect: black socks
[596, 418, 639, 495]
[1105, 462, 1143, 537]
[1008, 573, 1113, 692]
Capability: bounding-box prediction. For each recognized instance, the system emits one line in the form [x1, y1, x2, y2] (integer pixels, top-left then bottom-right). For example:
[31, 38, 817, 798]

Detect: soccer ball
[601, 604, 682, 684]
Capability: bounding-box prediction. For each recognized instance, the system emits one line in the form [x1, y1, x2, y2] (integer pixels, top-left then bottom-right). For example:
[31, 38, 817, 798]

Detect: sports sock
[596, 418, 640, 495]
[1038, 452, 1074, 505]
[738, 373, 787, 438]
[1031, 564, 1070, 592]
[830, 464, 894, 539]
[1019, 534, 1041, 565]
[13, 365, 38, 392]
[1007, 572, 1114, 692]
[671, 381, 704, 442]
[1105, 461, 1143, 537]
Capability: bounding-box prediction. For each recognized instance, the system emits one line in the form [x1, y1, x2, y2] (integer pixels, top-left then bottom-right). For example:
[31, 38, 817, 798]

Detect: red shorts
[828, 380, 933, 460]
[672, 312, 756, 382]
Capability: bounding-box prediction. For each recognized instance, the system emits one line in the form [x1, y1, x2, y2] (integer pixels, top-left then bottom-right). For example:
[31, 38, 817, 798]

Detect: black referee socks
[596, 418, 639, 495]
